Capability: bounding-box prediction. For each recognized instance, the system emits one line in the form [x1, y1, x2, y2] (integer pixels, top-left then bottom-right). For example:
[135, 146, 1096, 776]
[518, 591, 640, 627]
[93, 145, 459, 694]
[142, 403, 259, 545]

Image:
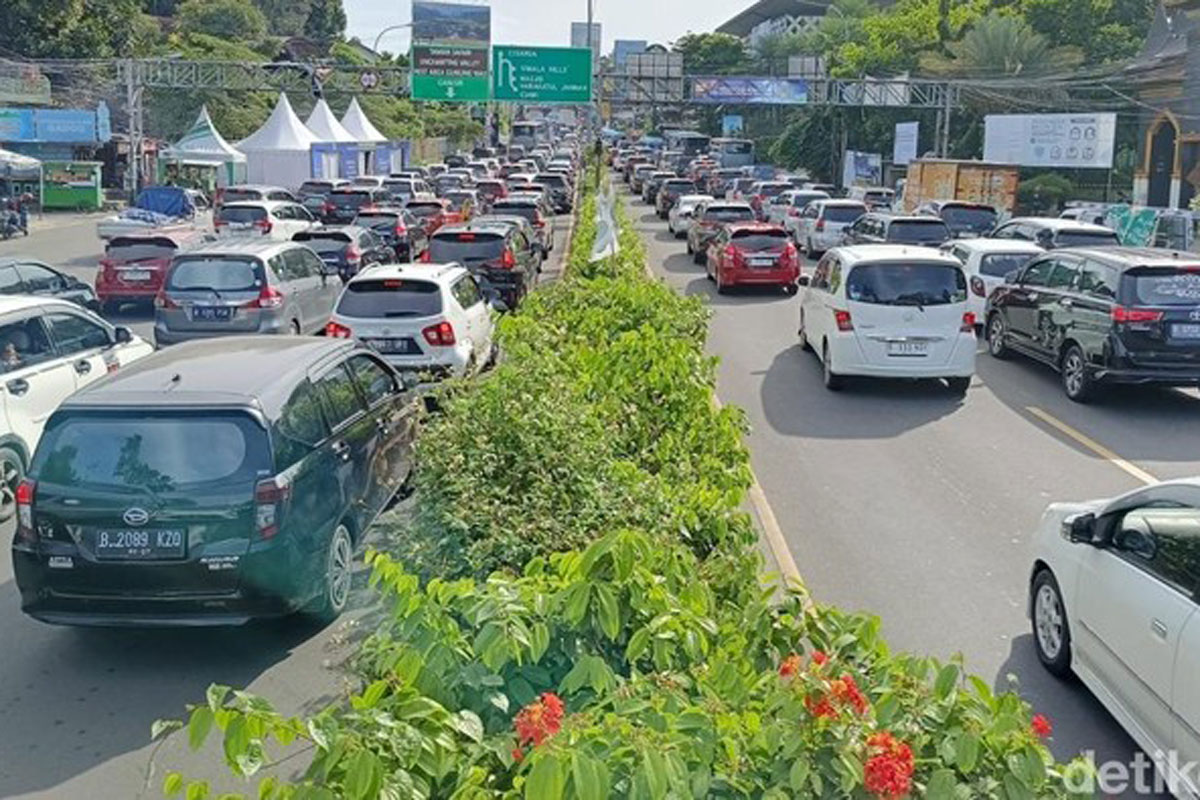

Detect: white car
[214, 200, 317, 241]
[668, 194, 714, 238]
[326, 263, 498, 379]
[797, 245, 976, 393]
[794, 199, 869, 257]
[1030, 480, 1200, 798]
[766, 189, 832, 238]
[0, 296, 153, 518]
[939, 238, 1044, 327]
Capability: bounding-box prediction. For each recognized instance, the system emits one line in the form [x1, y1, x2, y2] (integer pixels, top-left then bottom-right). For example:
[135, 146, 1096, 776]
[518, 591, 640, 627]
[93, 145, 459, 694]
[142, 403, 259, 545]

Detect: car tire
[0, 446, 25, 523]
[946, 376, 971, 395]
[807, 238, 823, 258]
[291, 319, 302, 336]
[797, 312, 811, 352]
[306, 523, 354, 624]
[1061, 345, 1095, 403]
[822, 342, 844, 391]
[693, 248, 706, 265]
[986, 313, 1010, 359]
[782, 283, 798, 296]
[1032, 569, 1072, 678]
[686, 238, 693, 254]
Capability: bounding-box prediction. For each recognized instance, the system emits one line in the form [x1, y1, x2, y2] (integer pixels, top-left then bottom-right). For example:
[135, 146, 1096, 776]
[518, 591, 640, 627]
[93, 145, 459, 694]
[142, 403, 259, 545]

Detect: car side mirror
[1005, 270, 1020, 284]
[490, 297, 510, 313]
[113, 326, 134, 344]
[797, 275, 811, 287]
[1063, 512, 1097, 544]
[400, 371, 421, 392]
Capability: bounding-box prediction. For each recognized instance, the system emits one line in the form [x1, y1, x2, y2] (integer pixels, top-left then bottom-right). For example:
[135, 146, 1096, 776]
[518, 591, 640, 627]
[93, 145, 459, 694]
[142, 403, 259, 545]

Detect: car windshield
[941, 206, 998, 231]
[216, 206, 266, 224]
[430, 232, 506, 262]
[731, 231, 788, 250]
[167, 257, 263, 292]
[1056, 230, 1120, 247]
[888, 221, 951, 244]
[106, 238, 177, 262]
[847, 262, 967, 306]
[330, 193, 372, 208]
[295, 234, 350, 255]
[979, 252, 1034, 278]
[823, 205, 867, 223]
[336, 278, 443, 318]
[1126, 267, 1200, 305]
[33, 414, 270, 492]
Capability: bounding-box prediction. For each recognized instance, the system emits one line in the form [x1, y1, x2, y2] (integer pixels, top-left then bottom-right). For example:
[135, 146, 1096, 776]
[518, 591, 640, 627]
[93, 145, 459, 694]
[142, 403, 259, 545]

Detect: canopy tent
[160, 106, 247, 187]
[340, 97, 399, 176]
[340, 98, 387, 144]
[237, 93, 318, 188]
[0, 148, 40, 180]
[306, 99, 357, 143]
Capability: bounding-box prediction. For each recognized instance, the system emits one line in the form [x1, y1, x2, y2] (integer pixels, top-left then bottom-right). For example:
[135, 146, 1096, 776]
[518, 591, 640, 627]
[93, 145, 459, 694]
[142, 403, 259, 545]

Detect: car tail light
[816, 219, 825, 232]
[253, 219, 273, 235]
[501, 249, 516, 269]
[788, 207, 801, 217]
[834, 309, 854, 331]
[782, 242, 798, 268]
[970, 276, 986, 297]
[154, 291, 178, 309]
[394, 223, 408, 237]
[245, 285, 284, 309]
[725, 245, 739, 264]
[213, 219, 227, 229]
[15, 478, 34, 543]
[346, 246, 362, 264]
[322, 201, 335, 215]
[1112, 306, 1164, 324]
[422, 320, 456, 346]
[419, 249, 432, 262]
[254, 475, 292, 540]
[961, 312, 977, 332]
[325, 320, 353, 338]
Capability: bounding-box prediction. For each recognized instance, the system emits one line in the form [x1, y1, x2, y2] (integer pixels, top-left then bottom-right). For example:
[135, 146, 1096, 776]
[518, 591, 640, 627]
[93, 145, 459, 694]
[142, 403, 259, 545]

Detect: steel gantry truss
[115, 59, 411, 96]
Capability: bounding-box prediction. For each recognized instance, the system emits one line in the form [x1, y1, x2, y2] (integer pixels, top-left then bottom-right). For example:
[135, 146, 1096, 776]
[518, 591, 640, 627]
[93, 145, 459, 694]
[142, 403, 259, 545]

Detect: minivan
[12, 337, 420, 626]
[426, 223, 541, 308]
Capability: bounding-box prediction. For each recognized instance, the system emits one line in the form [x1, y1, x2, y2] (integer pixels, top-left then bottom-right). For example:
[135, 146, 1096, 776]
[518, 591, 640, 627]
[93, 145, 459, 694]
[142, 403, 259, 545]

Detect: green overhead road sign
[410, 1, 491, 102]
[493, 46, 592, 103]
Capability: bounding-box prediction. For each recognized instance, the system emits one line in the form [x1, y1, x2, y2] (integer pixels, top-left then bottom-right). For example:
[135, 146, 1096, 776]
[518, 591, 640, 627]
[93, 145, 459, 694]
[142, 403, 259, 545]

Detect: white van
[939, 238, 1044, 328]
[797, 245, 977, 393]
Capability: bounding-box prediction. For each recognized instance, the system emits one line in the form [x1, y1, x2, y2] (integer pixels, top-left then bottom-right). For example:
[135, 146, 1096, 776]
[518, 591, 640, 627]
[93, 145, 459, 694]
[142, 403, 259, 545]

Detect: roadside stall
[41, 161, 103, 210]
[306, 99, 359, 181]
[0, 148, 41, 201]
[158, 106, 247, 193]
[340, 97, 390, 175]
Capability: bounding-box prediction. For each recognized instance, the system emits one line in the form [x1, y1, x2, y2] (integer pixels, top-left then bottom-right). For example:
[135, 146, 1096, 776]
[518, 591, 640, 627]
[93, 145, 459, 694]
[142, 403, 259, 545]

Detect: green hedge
[157, 168, 1093, 800]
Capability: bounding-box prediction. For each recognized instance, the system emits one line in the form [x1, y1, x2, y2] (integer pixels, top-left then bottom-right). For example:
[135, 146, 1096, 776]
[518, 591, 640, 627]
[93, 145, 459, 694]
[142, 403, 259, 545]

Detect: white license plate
[749, 257, 775, 268]
[1171, 323, 1200, 339]
[120, 269, 151, 281]
[887, 341, 929, 356]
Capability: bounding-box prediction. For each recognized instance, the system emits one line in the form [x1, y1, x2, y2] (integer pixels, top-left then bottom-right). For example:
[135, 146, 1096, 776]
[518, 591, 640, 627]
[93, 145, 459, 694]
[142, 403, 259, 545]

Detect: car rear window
[430, 231, 506, 262]
[731, 230, 788, 250]
[792, 193, 828, 207]
[336, 279, 443, 318]
[330, 192, 372, 208]
[941, 206, 997, 231]
[383, 181, 416, 194]
[1056, 230, 1120, 247]
[220, 189, 261, 203]
[299, 182, 336, 195]
[847, 263, 967, 306]
[864, 191, 893, 203]
[979, 252, 1034, 279]
[168, 257, 264, 292]
[406, 203, 443, 218]
[493, 204, 538, 222]
[295, 234, 351, 255]
[823, 205, 867, 223]
[216, 206, 267, 224]
[759, 184, 790, 197]
[535, 175, 567, 188]
[887, 220, 951, 244]
[34, 413, 270, 491]
[704, 207, 755, 222]
[106, 237, 177, 263]
[1126, 267, 1200, 306]
[664, 180, 696, 192]
[356, 213, 401, 231]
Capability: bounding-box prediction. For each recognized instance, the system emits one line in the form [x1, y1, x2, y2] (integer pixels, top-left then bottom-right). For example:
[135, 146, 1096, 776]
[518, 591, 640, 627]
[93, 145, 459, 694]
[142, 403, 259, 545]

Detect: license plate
[366, 337, 421, 354]
[191, 306, 233, 322]
[1171, 323, 1200, 339]
[887, 341, 929, 356]
[120, 269, 151, 281]
[749, 257, 776, 268]
[91, 529, 185, 560]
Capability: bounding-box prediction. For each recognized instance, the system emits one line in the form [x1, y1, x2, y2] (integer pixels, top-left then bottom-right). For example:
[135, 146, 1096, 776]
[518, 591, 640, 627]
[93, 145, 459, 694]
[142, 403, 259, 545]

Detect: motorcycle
[0, 214, 18, 240]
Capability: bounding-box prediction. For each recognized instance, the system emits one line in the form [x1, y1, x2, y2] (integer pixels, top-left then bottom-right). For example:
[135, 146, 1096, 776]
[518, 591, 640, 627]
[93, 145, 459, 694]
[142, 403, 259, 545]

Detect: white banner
[894, 121, 919, 166]
[983, 113, 1116, 169]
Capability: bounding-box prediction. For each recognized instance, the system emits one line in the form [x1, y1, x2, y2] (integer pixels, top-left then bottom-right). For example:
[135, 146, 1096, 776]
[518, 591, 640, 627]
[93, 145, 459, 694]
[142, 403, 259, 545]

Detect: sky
[344, 0, 738, 55]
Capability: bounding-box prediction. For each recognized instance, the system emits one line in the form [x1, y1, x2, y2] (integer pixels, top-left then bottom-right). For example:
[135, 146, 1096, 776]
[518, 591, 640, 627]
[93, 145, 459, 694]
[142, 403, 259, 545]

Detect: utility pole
[124, 59, 144, 199]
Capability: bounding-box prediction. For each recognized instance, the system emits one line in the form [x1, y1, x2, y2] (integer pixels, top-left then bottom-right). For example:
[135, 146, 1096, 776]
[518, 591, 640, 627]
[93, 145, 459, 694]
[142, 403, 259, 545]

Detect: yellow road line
[1026, 406, 1159, 486]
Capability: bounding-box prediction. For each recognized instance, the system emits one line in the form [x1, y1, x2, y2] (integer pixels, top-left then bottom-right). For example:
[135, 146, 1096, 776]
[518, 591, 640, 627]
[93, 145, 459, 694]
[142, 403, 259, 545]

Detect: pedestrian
[17, 193, 29, 236]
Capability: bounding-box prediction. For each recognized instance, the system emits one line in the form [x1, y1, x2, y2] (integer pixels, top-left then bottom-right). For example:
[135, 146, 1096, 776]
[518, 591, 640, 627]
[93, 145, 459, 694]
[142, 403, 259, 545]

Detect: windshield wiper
[893, 292, 927, 310]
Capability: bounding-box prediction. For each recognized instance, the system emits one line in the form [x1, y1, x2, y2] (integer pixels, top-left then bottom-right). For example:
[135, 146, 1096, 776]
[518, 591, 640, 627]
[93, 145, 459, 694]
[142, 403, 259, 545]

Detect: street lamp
[373, 22, 414, 57]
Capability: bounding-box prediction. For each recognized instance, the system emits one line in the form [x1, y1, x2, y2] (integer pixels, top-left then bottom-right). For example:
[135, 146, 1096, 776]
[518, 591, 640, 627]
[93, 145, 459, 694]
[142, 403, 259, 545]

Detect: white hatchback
[794, 199, 869, 256]
[797, 245, 976, 392]
[668, 194, 714, 237]
[214, 200, 317, 241]
[325, 263, 498, 379]
[940, 238, 1044, 326]
[0, 297, 153, 518]
[1030, 480, 1200, 798]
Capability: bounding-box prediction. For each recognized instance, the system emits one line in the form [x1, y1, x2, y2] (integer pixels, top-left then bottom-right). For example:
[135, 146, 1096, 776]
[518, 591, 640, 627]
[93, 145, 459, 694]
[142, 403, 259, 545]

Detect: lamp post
[373, 22, 414, 58]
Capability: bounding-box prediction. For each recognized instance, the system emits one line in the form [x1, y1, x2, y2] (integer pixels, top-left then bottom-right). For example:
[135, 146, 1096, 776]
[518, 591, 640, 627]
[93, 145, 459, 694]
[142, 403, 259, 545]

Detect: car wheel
[308, 523, 354, 623]
[782, 283, 798, 296]
[1061, 345, 1094, 403]
[1032, 569, 1072, 678]
[822, 342, 844, 391]
[946, 376, 971, 395]
[0, 446, 24, 523]
[686, 238, 693, 254]
[986, 313, 1010, 359]
[693, 248, 706, 265]
[291, 319, 302, 336]
[797, 312, 811, 352]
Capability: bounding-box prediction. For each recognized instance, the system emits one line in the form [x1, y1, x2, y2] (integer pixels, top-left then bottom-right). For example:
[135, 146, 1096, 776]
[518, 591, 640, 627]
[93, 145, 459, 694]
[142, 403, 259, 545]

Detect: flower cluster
[778, 653, 803, 678]
[512, 692, 565, 761]
[803, 672, 870, 719]
[863, 731, 915, 799]
[1031, 713, 1053, 738]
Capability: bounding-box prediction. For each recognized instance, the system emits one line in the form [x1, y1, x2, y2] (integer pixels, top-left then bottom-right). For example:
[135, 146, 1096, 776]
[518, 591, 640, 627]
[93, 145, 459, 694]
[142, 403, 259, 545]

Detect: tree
[304, 0, 347, 46]
[177, 0, 267, 41]
[671, 32, 750, 75]
[753, 32, 810, 75]
[921, 12, 1082, 77]
[1019, 0, 1150, 62]
[0, 0, 148, 58]
[253, 0, 312, 36]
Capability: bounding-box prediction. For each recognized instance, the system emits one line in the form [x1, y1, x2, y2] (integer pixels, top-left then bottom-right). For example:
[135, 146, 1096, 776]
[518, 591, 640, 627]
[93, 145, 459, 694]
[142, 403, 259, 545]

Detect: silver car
[154, 239, 342, 346]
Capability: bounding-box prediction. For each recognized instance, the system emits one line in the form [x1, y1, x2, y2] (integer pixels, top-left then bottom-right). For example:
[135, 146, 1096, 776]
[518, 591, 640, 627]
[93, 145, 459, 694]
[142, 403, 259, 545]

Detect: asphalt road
[629, 185, 1200, 797]
[0, 211, 571, 799]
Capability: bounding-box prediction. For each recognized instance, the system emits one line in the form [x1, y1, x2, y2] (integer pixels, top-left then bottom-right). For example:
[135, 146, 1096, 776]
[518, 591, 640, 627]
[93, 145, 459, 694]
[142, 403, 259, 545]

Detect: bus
[712, 137, 755, 168]
[664, 130, 711, 157]
[510, 120, 549, 148]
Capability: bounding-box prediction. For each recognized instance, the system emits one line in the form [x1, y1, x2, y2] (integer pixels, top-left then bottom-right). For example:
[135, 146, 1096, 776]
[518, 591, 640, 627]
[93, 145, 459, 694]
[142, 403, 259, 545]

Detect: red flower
[779, 653, 803, 679]
[864, 731, 915, 799]
[1031, 713, 1053, 738]
[513, 692, 565, 747]
[810, 650, 829, 667]
[831, 673, 870, 715]
[805, 694, 838, 719]
[511, 747, 524, 763]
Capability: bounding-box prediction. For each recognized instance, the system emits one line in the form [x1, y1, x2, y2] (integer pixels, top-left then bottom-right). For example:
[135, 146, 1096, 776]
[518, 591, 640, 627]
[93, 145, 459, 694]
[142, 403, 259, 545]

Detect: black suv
[642, 171, 677, 205]
[533, 173, 573, 214]
[427, 222, 542, 308]
[990, 217, 1121, 249]
[841, 213, 952, 247]
[294, 226, 393, 282]
[656, 179, 699, 219]
[12, 337, 419, 626]
[986, 247, 1200, 401]
[915, 200, 998, 238]
[353, 207, 430, 261]
[325, 187, 390, 225]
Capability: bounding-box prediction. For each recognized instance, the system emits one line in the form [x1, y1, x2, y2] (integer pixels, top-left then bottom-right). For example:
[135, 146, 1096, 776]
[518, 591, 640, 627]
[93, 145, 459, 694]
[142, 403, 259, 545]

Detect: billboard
[894, 121, 919, 166]
[494, 46, 592, 103]
[691, 77, 807, 105]
[411, 1, 491, 102]
[722, 115, 744, 136]
[984, 113, 1116, 169]
[842, 150, 882, 189]
[613, 40, 647, 69]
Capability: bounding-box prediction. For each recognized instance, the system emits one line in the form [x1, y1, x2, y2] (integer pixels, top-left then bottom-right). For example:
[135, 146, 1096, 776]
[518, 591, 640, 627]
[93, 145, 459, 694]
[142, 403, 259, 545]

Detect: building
[571, 22, 603, 71]
[716, 0, 835, 48]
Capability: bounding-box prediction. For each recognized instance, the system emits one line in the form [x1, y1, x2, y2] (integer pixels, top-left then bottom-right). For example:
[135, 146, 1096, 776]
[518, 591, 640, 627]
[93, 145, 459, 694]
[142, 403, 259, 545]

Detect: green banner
[493, 46, 592, 103]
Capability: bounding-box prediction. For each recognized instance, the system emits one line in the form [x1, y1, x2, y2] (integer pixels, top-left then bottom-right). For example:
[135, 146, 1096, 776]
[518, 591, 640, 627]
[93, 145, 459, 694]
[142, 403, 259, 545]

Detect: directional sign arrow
[446, 85, 456, 99]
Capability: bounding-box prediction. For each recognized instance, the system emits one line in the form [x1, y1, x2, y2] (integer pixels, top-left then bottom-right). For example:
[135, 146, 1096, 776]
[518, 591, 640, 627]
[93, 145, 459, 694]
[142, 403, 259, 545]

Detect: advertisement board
[690, 78, 807, 105]
[894, 121, 919, 166]
[411, 1, 491, 102]
[983, 113, 1116, 169]
[722, 115, 744, 136]
[493, 46, 591, 103]
[842, 150, 882, 188]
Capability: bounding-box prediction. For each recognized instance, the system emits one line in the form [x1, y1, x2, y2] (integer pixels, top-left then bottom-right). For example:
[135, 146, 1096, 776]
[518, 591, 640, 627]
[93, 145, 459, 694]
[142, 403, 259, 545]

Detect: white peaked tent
[341, 97, 393, 175]
[237, 93, 318, 187]
[340, 98, 387, 144]
[161, 106, 247, 186]
[305, 99, 357, 143]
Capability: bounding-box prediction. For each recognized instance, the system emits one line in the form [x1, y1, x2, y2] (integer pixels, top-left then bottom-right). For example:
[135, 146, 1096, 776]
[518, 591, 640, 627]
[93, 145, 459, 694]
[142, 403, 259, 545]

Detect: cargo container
[899, 159, 1019, 214]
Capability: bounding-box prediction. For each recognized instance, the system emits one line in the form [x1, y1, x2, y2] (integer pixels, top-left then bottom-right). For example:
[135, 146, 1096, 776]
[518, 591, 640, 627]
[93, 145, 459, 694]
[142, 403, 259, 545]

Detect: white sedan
[667, 194, 714, 238]
[1030, 479, 1200, 798]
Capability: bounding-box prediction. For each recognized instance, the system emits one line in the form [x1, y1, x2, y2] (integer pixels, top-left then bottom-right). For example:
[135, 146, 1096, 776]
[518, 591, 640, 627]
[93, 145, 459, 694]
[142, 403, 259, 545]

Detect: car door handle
[6, 378, 28, 396]
[74, 359, 91, 375]
[1152, 618, 1169, 639]
[331, 440, 351, 462]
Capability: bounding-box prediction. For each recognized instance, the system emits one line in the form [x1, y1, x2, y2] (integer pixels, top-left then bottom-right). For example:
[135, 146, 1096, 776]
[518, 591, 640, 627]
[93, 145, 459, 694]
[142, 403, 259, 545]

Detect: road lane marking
[1025, 406, 1159, 486]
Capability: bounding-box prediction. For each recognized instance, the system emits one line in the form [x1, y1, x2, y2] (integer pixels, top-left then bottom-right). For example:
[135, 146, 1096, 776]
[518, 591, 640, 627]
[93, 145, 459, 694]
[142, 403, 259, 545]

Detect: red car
[404, 197, 453, 237]
[705, 223, 801, 295]
[95, 230, 206, 311]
